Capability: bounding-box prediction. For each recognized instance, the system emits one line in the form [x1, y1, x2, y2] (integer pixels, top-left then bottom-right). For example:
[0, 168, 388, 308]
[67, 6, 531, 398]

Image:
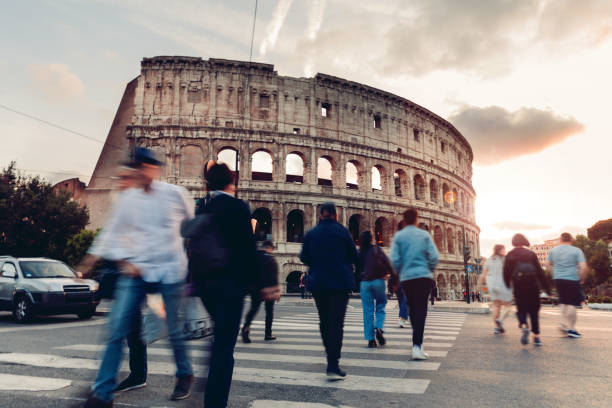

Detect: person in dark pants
[390, 208, 439, 360]
[503, 233, 551, 347]
[430, 282, 437, 306]
[185, 162, 280, 408]
[300, 202, 358, 380]
[242, 240, 280, 342]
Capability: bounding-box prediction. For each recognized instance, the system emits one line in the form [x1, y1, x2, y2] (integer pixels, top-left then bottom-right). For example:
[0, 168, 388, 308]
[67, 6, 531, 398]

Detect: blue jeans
[360, 279, 387, 340]
[397, 286, 409, 320]
[92, 276, 193, 402]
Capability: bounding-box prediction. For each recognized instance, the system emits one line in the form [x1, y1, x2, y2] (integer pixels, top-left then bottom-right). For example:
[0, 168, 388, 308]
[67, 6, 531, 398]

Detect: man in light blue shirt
[390, 208, 439, 360]
[546, 233, 588, 338]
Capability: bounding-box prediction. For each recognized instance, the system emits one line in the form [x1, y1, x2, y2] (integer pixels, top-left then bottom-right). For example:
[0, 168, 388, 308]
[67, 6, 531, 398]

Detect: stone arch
[286, 270, 303, 293]
[450, 274, 458, 288]
[414, 174, 426, 200]
[179, 144, 204, 178]
[252, 207, 272, 242]
[348, 214, 363, 244]
[346, 160, 363, 190]
[371, 165, 384, 192]
[453, 188, 459, 211]
[287, 209, 305, 243]
[447, 227, 455, 254]
[251, 149, 273, 181]
[286, 152, 304, 183]
[430, 178, 438, 203]
[433, 225, 444, 252]
[442, 183, 450, 207]
[317, 156, 333, 186]
[393, 169, 408, 197]
[437, 273, 447, 288]
[216, 147, 239, 180]
[374, 216, 390, 247]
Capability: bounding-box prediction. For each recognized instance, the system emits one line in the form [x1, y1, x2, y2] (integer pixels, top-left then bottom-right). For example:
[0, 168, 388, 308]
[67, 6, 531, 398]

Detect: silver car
[0, 256, 99, 323]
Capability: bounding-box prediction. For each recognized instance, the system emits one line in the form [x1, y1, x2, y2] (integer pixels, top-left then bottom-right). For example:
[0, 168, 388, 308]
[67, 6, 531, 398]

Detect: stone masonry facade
[84, 56, 481, 299]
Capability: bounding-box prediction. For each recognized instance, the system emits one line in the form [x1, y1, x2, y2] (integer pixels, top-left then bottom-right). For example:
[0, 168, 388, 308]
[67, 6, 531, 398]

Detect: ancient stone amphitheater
[84, 56, 480, 300]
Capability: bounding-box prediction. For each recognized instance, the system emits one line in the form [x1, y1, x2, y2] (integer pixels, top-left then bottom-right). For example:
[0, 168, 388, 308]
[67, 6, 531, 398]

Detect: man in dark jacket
[300, 202, 358, 380]
[241, 240, 280, 342]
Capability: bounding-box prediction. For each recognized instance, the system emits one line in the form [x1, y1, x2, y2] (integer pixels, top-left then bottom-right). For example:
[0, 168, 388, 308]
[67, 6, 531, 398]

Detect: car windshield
[19, 261, 76, 279]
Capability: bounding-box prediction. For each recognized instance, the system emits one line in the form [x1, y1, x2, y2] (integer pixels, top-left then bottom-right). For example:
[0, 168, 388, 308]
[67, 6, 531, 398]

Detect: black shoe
[84, 395, 113, 408]
[115, 376, 146, 393]
[375, 328, 386, 346]
[326, 367, 347, 381]
[170, 374, 193, 401]
[368, 340, 378, 348]
[241, 327, 252, 344]
[264, 335, 277, 341]
[521, 328, 530, 345]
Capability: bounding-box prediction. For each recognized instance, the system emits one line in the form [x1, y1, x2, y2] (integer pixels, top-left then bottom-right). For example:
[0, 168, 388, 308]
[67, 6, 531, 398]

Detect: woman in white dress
[479, 245, 513, 334]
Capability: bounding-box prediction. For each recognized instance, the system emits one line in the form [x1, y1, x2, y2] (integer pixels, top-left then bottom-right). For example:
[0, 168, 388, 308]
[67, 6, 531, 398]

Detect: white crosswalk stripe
[0, 308, 466, 397]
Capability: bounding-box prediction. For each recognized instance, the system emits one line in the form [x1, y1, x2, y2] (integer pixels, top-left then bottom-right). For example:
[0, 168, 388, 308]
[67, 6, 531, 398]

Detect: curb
[588, 303, 612, 311]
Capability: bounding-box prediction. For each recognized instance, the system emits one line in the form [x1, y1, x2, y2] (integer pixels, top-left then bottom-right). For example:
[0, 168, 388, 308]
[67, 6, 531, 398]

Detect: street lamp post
[462, 229, 471, 304]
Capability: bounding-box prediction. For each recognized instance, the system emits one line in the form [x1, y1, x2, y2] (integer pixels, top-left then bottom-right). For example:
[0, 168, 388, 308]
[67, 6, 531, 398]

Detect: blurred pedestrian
[182, 161, 280, 408]
[397, 286, 410, 328]
[81, 148, 194, 408]
[299, 272, 307, 299]
[503, 234, 551, 347]
[300, 202, 358, 380]
[546, 233, 588, 338]
[241, 240, 280, 342]
[390, 208, 439, 360]
[430, 282, 438, 306]
[479, 245, 513, 334]
[357, 231, 398, 348]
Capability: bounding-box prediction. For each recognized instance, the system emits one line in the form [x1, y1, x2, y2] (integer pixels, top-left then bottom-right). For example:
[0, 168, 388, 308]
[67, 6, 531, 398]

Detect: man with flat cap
[80, 147, 194, 408]
[300, 202, 358, 380]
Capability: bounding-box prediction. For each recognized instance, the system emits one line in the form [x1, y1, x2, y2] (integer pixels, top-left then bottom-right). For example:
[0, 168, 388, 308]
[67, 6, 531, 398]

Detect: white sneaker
[399, 318, 409, 328]
[412, 345, 429, 360]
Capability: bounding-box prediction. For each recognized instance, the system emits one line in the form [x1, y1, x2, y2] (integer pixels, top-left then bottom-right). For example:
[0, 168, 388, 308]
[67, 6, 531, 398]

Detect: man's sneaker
[115, 376, 146, 393]
[84, 394, 113, 408]
[264, 335, 277, 341]
[368, 340, 378, 348]
[241, 327, 252, 344]
[398, 318, 409, 328]
[567, 329, 582, 338]
[495, 319, 505, 333]
[375, 328, 386, 346]
[533, 337, 542, 347]
[521, 327, 530, 345]
[494, 327, 502, 334]
[170, 374, 193, 401]
[411, 345, 428, 360]
[326, 367, 347, 381]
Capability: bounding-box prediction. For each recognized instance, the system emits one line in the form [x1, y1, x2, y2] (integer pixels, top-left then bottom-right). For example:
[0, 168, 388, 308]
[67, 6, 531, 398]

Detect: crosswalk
[0, 305, 466, 405]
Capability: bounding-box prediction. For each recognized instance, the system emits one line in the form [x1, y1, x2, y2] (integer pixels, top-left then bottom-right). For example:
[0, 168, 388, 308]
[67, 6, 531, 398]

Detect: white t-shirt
[485, 255, 505, 289]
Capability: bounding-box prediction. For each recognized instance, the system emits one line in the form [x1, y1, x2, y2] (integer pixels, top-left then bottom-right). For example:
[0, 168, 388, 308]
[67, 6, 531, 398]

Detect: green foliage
[588, 295, 612, 304]
[64, 229, 99, 266]
[587, 218, 612, 241]
[573, 234, 612, 292]
[0, 162, 89, 259]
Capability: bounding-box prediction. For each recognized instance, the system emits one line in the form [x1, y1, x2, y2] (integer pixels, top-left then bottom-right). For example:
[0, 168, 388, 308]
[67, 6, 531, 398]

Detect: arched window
[371, 166, 382, 191]
[286, 153, 304, 183]
[414, 174, 425, 200]
[458, 230, 463, 251]
[348, 214, 362, 244]
[437, 274, 446, 288]
[317, 157, 333, 186]
[453, 188, 459, 211]
[346, 161, 359, 190]
[286, 271, 303, 293]
[450, 274, 458, 288]
[433, 225, 444, 252]
[287, 210, 304, 243]
[252, 150, 273, 181]
[217, 148, 238, 179]
[430, 179, 438, 203]
[447, 227, 455, 254]
[393, 170, 407, 197]
[375, 217, 390, 246]
[442, 183, 450, 207]
[252, 208, 272, 242]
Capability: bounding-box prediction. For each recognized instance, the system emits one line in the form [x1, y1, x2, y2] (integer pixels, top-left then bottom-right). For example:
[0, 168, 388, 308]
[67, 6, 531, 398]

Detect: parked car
[0, 256, 99, 323]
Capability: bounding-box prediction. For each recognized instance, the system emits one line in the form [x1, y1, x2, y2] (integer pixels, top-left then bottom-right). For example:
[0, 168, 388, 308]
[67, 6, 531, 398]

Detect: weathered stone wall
[85, 56, 481, 299]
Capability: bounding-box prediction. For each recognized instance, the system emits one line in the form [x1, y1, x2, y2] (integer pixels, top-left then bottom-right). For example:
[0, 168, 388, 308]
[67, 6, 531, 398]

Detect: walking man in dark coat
[300, 202, 358, 380]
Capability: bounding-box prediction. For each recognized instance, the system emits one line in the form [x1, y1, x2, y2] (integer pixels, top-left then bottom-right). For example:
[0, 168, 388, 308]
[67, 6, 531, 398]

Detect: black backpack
[513, 260, 537, 284]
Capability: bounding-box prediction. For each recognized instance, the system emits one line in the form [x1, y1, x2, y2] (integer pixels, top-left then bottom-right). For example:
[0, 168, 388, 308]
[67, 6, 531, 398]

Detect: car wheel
[77, 307, 96, 319]
[13, 296, 34, 323]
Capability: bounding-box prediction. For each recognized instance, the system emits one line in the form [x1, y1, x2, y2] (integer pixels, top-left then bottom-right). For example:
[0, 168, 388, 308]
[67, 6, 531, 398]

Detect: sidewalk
[430, 300, 490, 314]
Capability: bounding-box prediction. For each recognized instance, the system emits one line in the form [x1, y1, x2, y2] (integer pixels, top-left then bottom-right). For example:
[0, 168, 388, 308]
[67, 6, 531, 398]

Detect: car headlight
[46, 282, 63, 292]
[89, 281, 99, 291]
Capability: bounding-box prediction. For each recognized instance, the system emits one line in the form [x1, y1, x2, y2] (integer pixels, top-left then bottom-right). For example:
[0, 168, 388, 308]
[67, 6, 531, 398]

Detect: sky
[1, 0, 611, 254]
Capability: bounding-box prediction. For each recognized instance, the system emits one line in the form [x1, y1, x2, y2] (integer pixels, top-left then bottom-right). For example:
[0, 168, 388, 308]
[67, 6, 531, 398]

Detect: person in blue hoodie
[390, 208, 439, 360]
[300, 202, 358, 381]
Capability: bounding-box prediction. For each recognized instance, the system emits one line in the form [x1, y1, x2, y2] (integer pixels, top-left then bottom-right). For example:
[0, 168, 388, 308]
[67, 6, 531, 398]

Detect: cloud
[259, 0, 294, 56]
[28, 63, 84, 102]
[448, 105, 584, 165]
[493, 221, 552, 231]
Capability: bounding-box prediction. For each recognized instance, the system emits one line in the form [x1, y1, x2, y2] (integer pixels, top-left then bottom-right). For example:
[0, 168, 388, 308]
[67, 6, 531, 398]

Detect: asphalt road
[0, 300, 611, 408]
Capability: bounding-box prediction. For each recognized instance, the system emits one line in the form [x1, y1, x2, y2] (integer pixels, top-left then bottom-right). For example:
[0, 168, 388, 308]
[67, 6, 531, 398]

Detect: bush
[63, 229, 99, 266]
[588, 295, 612, 304]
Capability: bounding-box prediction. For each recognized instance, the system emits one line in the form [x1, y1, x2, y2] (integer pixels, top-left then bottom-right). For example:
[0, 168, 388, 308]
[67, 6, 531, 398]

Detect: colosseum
[83, 56, 481, 300]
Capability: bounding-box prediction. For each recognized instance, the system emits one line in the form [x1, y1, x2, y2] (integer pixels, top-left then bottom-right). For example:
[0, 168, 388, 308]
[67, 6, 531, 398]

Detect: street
[0, 300, 611, 408]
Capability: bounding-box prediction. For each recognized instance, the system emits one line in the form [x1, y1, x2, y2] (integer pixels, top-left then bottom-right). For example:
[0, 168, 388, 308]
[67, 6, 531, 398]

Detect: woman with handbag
[357, 231, 398, 348]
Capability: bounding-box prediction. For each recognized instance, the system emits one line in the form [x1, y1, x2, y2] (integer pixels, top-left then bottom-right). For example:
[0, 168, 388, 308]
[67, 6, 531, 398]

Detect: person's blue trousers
[360, 279, 387, 340]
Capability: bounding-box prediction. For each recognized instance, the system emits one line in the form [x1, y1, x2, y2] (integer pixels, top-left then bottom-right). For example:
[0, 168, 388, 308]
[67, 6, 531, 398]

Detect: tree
[64, 229, 99, 267]
[573, 235, 612, 292]
[0, 162, 89, 260]
[587, 218, 612, 241]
